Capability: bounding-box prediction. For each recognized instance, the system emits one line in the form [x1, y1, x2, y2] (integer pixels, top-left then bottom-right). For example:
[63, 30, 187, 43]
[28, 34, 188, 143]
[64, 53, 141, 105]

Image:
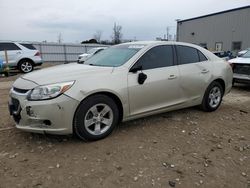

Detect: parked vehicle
[9, 41, 233, 141]
[212, 51, 233, 60]
[0, 42, 43, 73]
[78, 47, 107, 63]
[229, 50, 250, 84]
[238, 48, 250, 57]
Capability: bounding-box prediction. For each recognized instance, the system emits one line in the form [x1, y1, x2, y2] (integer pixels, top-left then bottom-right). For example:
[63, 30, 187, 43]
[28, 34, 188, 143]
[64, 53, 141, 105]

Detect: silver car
[9, 41, 233, 141]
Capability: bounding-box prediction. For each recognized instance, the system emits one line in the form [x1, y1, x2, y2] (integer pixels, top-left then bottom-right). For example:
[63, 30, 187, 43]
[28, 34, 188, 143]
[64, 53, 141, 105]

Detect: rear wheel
[74, 94, 119, 141]
[19, 60, 34, 73]
[201, 81, 224, 112]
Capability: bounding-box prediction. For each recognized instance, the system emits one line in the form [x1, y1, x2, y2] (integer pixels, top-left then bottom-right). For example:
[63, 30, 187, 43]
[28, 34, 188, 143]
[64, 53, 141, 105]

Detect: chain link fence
[32, 43, 109, 63]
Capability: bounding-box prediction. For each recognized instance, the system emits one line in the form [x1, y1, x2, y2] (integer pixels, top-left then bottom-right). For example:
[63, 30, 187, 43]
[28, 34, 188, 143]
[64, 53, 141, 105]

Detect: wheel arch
[17, 58, 35, 67]
[74, 91, 124, 124]
[212, 78, 225, 95]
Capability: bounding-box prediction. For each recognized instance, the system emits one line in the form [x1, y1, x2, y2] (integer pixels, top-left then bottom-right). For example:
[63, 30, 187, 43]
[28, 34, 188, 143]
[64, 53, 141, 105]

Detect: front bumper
[9, 88, 79, 135]
[233, 73, 250, 84]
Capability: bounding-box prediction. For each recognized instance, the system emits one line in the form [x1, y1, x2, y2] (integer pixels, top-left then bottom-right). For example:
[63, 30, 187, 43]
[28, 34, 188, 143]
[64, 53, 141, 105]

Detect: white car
[238, 48, 250, 57]
[0, 42, 43, 73]
[78, 47, 107, 63]
[229, 50, 250, 84]
[9, 41, 232, 141]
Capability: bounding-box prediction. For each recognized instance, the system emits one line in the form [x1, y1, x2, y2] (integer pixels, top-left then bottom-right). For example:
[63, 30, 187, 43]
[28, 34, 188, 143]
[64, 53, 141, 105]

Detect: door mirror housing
[129, 65, 142, 73]
[138, 72, 147, 85]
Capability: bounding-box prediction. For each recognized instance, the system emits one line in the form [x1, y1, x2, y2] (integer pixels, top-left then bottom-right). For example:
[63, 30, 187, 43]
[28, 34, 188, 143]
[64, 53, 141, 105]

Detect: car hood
[20, 63, 114, 86]
[229, 57, 250, 64]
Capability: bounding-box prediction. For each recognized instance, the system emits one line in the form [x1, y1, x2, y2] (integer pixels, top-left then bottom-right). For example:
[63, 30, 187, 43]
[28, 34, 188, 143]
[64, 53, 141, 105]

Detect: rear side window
[20, 43, 36, 50]
[176, 46, 199, 64]
[198, 51, 208, 61]
[0, 43, 21, 51]
[135, 45, 174, 70]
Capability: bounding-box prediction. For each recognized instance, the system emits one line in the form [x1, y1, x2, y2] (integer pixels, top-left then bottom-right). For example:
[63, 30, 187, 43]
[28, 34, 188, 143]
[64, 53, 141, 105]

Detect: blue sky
[0, 0, 249, 43]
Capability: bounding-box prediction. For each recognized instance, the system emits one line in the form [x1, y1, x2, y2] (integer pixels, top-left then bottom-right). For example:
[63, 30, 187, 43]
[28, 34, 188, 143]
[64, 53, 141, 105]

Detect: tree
[93, 30, 102, 43]
[81, 39, 98, 44]
[111, 23, 122, 44]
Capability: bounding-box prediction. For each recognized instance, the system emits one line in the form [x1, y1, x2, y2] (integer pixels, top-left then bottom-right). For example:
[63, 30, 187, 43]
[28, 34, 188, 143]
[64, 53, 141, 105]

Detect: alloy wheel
[84, 103, 114, 136]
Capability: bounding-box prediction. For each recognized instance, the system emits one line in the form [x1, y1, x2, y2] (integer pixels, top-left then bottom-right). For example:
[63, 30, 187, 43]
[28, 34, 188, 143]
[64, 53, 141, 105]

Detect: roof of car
[119, 41, 206, 50]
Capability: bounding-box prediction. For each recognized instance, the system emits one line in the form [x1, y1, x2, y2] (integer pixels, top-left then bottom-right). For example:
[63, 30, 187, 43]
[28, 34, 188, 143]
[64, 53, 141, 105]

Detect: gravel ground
[0, 64, 249, 188]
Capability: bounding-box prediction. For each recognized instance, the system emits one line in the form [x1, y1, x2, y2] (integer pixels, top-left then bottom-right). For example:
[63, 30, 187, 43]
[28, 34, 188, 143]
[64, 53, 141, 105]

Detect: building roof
[178, 5, 250, 23]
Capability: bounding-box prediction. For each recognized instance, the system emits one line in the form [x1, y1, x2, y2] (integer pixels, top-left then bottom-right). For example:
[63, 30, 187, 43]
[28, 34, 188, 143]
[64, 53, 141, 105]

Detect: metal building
[177, 5, 250, 54]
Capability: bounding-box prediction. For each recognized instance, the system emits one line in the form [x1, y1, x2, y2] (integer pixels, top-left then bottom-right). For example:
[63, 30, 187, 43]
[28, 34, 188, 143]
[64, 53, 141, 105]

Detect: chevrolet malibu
[9, 41, 233, 141]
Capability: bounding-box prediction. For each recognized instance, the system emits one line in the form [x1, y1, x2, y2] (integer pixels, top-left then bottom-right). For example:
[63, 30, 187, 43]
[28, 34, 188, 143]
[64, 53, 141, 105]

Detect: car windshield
[84, 45, 143, 67]
[242, 50, 250, 58]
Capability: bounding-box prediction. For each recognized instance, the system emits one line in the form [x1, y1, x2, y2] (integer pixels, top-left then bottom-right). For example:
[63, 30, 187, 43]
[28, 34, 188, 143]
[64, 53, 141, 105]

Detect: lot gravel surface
[0, 64, 249, 188]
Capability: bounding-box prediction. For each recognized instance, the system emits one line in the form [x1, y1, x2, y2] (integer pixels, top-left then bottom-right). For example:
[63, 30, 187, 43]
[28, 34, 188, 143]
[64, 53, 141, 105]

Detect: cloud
[0, 0, 249, 42]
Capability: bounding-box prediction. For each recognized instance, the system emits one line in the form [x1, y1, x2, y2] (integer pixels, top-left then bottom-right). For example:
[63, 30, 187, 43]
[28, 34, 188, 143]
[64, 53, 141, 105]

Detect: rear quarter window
[20, 43, 37, 50]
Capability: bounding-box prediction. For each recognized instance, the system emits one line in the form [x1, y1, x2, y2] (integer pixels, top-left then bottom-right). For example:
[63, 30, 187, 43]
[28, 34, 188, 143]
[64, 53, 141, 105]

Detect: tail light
[226, 61, 234, 69]
[229, 63, 234, 69]
[34, 52, 41, 57]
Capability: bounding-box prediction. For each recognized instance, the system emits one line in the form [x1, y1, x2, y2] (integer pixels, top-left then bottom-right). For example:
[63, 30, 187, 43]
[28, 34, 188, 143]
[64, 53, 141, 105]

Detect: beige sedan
[9, 41, 233, 141]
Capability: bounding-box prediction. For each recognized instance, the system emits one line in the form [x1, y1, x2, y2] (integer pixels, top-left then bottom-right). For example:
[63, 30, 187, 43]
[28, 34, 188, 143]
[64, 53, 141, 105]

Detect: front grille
[13, 87, 29, 94]
[233, 64, 250, 75]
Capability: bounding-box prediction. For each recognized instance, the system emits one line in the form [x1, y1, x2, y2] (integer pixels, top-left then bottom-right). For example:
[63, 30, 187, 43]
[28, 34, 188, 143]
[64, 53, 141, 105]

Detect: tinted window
[135, 45, 173, 70]
[176, 46, 199, 64]
[198, 51, 208, 61]
[20, 43, 36, 50]
[0, 43, 21, 51]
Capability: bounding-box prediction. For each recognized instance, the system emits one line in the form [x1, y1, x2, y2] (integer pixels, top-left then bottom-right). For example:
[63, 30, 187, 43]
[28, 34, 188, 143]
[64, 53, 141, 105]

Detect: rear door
[176, 45, 213, 102]
[128, 45, 183, 116]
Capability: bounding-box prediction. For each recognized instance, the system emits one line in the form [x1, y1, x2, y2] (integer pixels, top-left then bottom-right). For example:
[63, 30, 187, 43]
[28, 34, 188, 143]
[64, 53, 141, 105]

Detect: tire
[201, 81, 224, 112]
[74, 94, 119, 141]
[18, 60, 34, 73]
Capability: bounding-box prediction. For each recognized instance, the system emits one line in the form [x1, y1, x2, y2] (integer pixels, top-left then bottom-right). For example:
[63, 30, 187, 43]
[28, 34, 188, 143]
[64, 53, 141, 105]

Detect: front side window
[133, 45, 174, 70]
[0, 43, 21, 51]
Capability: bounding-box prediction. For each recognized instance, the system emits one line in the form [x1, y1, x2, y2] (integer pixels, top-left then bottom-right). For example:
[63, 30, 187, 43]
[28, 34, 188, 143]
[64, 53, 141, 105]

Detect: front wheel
[201, 82, 224, 112]
[74, 94, 119, 141]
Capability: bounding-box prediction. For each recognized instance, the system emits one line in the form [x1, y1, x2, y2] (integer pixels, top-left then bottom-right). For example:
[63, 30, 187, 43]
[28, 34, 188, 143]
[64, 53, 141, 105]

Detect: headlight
[27, 81, 75, 101]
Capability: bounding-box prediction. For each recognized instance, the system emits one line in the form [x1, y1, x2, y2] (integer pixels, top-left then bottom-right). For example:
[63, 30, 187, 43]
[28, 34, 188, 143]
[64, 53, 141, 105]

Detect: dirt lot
[0, 64, 249, 188]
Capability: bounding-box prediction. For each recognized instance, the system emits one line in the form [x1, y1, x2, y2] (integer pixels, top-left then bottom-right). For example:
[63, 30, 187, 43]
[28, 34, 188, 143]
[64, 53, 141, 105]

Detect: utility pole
[166, 26, 170, 41]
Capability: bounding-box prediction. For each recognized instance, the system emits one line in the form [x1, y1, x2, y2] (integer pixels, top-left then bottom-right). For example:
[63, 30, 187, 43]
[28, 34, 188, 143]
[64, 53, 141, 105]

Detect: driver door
[127, 45, 183, 116]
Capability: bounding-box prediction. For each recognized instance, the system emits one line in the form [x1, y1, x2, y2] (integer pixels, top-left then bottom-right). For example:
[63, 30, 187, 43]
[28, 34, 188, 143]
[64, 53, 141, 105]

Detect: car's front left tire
[74, 94, 119, 141]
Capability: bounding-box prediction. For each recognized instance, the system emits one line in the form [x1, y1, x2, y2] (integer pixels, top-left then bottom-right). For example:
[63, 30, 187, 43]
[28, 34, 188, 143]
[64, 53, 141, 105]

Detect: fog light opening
[26, 106, 35, 117]
[43, 120, 51, 126]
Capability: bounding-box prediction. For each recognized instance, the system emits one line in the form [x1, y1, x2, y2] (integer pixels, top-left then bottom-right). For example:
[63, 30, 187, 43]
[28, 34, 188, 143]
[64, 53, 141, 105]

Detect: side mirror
[138, 72, 147, 85]
[129, 65, 142, 73]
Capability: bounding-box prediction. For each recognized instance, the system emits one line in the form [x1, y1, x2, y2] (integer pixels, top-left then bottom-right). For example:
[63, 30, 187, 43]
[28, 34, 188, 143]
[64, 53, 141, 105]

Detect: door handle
[201, 69, 209, 74]
[16, 52, 21, 54]
[168, 75, 177, 80]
